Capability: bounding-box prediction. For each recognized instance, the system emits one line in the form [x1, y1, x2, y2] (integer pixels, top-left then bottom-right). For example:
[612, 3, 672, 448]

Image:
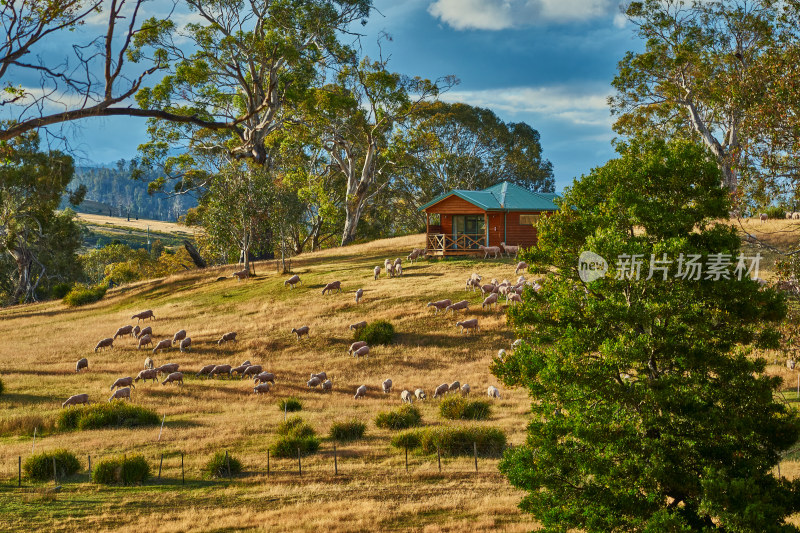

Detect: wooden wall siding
[425, 195, 486, 215]
[505, 212, 539, 247]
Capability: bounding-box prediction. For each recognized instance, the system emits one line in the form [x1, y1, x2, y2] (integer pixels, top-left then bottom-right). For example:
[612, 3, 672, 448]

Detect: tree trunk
[341, 198, 367, 246]
[183, 240, 207, 268]
[9, 246, 32, 304]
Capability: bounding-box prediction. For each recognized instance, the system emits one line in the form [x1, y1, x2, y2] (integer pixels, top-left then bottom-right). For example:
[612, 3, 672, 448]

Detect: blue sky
[56, 0, 640, 192]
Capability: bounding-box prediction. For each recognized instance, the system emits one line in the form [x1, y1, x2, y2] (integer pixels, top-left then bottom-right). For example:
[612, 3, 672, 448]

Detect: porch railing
[426, 233, 486, 252]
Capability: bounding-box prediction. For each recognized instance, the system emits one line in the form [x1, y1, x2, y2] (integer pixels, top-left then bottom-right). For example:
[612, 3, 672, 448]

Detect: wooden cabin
[419, 181, 559, 256]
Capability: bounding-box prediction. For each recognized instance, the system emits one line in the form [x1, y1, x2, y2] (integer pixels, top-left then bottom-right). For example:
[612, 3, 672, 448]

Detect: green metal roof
[419, 181, 559, 212]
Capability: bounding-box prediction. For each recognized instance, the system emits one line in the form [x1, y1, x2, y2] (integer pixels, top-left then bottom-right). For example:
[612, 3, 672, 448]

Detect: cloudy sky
[55, 0, 640, 191]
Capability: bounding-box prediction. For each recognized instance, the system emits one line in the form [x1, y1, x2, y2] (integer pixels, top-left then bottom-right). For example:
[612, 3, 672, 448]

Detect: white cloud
[428, 0, 618, 29]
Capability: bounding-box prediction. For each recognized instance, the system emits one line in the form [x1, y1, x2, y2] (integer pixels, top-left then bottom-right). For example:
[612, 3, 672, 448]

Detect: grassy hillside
[74, 213, 197, 250]
[0, 234, 538, 532]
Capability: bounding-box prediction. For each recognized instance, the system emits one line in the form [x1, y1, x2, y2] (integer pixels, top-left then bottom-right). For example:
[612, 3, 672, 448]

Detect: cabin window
[520, 214, 540, 225]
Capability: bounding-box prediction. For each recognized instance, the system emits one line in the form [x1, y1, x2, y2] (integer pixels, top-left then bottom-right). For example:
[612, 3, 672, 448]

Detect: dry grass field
[0, 234, 539, 532]
[74, 213, 196, 235]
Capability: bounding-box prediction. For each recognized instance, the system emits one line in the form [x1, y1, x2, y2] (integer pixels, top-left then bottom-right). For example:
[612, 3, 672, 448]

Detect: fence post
[181, 453, 185, 485]
[405, 447, 408, 473]
[473, 442, 478, 472]
[267, 450, 270, 477]
[284, 403, 287, 421]
[298, 448, 302, 476]
[226, 450, 231, 479]
[88, 455, 92, 477]
[437, 446, 441, 472]
[333, 445, 338, 476]
[18, 456, 21, 487]
[158, 454, 163, 480]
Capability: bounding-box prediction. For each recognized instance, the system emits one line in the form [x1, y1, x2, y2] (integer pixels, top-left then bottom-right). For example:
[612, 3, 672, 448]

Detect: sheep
[433, 383, 449, 398]
[291, 325, 310, 340]
[461, 384, 471, 396]
[795, 212, 800, 220]
[153, 339, 171, 353]
[232, 268, 249, 281]
[110, 377, 134, 391]
[321, 280, 342, 294]
[94, 337, 114, 352]
[507, 293, 522, 305]
[131, 310, 155, 322]
[427, 299, 452, 313]
[478, 245, 501, 259]
[395, 263, 404, 277]
[788, 212, 794, 219]
[218, 332, 237, 344]
[386, 262, 395, 278]
[253, 382, 272, 394]
[400, 390, 413, 403]
[487, 386, 501, 399]
[497, 349, 507, 361]
[500, 242, 519, 257]
[254, 372, 276, 385]
[394, 257, 402, 267]
[498, 284, 512, 297]
[208, 364, 231, 378]
[374, 266, 381, 280]
[480, 284, 497, 296]
[307, 376, 322, 388]
[231, 364, 251, 377]
[311, 371, 328, 382]
[407, 250, 421, 263]
[759, 213, 768, 222]
[161, 372, 184, 386]
[284, 274, 302, 289]
[157, 363, 180, 375]
[132, 325, 141, 338]
[109, 387, 131, 402]
[75, 358, 88, 372]
[349, 341, 368, 355]
[383, 378, 393, 394]
[180, 337, 192, 352]
[445, 300, 469, 314]
[349, 321, 367, 331]
[322, 379, 333, 392]
[172, 330, 187, 345]
[196, 364, 216, 378]
[353, 345, 370, 358]
[511, 339, 522, 350]
[482, 293, 498, 309]
[113, 325, 134, 339]
[355, 288, 363, 303]
[135, 369, 159, 383]
[354, 385, 367, 399]
[137, 334, 153, 350]
[465, 277, 481, 291]
[242, 365, 263, 379]
[470, 273, 482, 283]
[414, 388, 426, 401]
[144, 356, 154, 369]
[136, 326, 153, 339]
[516, 275, 526, 284]
[456, 318, 480, 335]
[514, 261, 529, 275]
[62, 394, 89, 408]
[788, 360, 796, 371]
[448, 381, 461, 393]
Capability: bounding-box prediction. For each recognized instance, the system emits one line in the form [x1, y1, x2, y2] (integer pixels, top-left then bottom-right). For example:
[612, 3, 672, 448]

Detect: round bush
[354, 319, 395, 345]
[375, 405, 422, 430]
[205, 451, 242, 478]
[62, 284, 107, 307]
[391, 430, 422, 450]
[278, 397, 303, 413]
[92, 455, 150, 485]
[24, 449, 81, 481]
[57, 402, 160, 431]
[439, 396, 492, 420]
[329, 419, 367, 442]
[271, 416, 320, 458]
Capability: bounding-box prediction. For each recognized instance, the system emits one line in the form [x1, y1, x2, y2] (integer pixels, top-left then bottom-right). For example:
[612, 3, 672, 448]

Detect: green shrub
[50, 282, 73, 299]
[57, 402, 160, 431]
[24, 449, 81, 481]
[329, 419, 367, 442]
[0, 414, 55, 437]
[62, 284, 107, 307]
[92, 455, 150, 485]
[764, 206, 786, 219]
[391, 426, 506, 457]
[277, 416, 315, 437]
[354, 319, 395, 345]
[271, 416, 320, 458]
[375, 405, 422, 430]
[205, 451, 242, 478]
[439, 396, 492, 420]
[278, 397, 303, 413]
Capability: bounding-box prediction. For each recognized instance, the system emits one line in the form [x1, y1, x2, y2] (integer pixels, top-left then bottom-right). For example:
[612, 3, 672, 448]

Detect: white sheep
[131, 310, 155, 322]
[795, 212, 800, 220]
[110, 377, 134, 391]
[254, 382, 272, 394]
[354, 385, 367, 399]
[386, 262, 395, 278]
[788, 360, 796, 371]
[355, 288, 363, 303]
[500, 242, 519, 257]
[353, 345, 370, 358]
[135, 369, 158, 383]
[161, 372, 184, 386]
[470, 273, 482, 283]
[144, 356, 154, 369]
[311, 371, 328, 382]
[480, 284, 497, 296]
[218, 332, 237, 344]
[433, 383, 449, 398]
[172, 330, 187, 345]
[232, 268, 249, 281]
[465, 277, 480, 291]
[132, 325, 141, 338]
[322, 379, 332, 392]
[479, 245, 501, 259]
[511, 339, 522, 350]
[516, 275, 526, 284]
[95, 337, 114, 352]
[395, 263, 403, 277]
[374, 266, 381, 280]
[414, 388, 426, 401]
[196, 364, 216, 377]
[179, 337, 192, 352]
[113, 325, 135, 339]
[406, 250, 421, 263]
[461, 383, 471, 396]
[507, 293, 522, 305]
[426, 299, 452, 313]
[242, 365, 263, 379]
[157, 363, 180, 375]
[292, 326, 310, 340]
[487, 386, 501, 399]
[76, 358, 88, 372]
[153, 339, 172, 353]
[497, 349, 506, 361]
[254, 372, 276, 385]
[348, 341, 368, 355]
[382, 378, 393, 394]
[456, 318, 479, 335]
[307, 376, 322, 388]
[400, 390, 413, 403]
[62, 394, 89, 408]
[137, 326, 153, 339]
[231, 364, 251, 377]
[448, 381, 461, 393]
[759, 213, 768, 222]
[208, 364, 231, 378]
[322, 280, 342, 294]
[137, 334, 153, 350]
[109, 387, 131, 402]
[514, 262, 529, 275]
[482, 293, 498, 309]
[284, 274, 302, 289]
[445, 300, 469, 314]
[349, 321, 367, 331]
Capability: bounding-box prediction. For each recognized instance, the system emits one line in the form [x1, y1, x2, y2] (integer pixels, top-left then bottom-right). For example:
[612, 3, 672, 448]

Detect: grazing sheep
[407, 250, 421, 263]
[487, 386, 501, 399]
[132, 325, 141, 338]
[448, 381, 461, 393]
[62, 394, 89, 408]
[507, 293, 522, 305]
[94, 337, 114, 352]
[386, 263, 395, 278]
[383, 379, 393, 394]
[311, 371, 328, 382]
[400, 390, 413, 403]
[321, 280, 342, 294]
[349, 341, 368, 355]
[232, 268, 249, 281]
[354, 385, 367, 399]
[291, 325, 310, 340]
[497, 349, 506, 361]
[427, 299, 452, 313]
[180, 337, 192, 352]
[108, 387, 131, 402]
[242, 365, 263, 379]
[374, 266, 381, 280]
[284, 274, 302, 289]
[208, 364, 231, 378]
[514, 261, 529, 275]
[153, 339, 171, 353]
[788, 212, 794, 219]
[500, 242, 520, 257]
[482, 293, 498, 309]
[788, 360, 797, 371]
[511, 339, 522, 350]
[157, 363, 180, 375]
[394, 257, 402, 267]
[465, 277, 481, 291]
[322, 379, 333, 392]
[445, 300, 469, 314]
[135, 369, 158, 383]
[478, 245, 501, 259]
[433, 383, 449, 398]
[253, 382, 272, 394]
[349, 321, 367, 331]
[241, 360, 251, 367]
[414, 388, 426, 401]
[355, 288, 363, 303]
[353, 345, 370, 358]
[161, 372, 184, 386]
[136, 326, 153, 339]
[113, 325, 135, 339]
[254, 372, 276, 385]
[196, 364, 216, 378]
[131, 310, 155, 322]
[144, 357, 154, 369]
[516, 275, 526, 284]
[218, 332, 237, 344]
[75, 358, 88, 372]
[759, 213, 768, 222]
[307, 376, 322, 388]
[137, 334, 153, 350]
[470, 273, 482, 283]
[172, 330, 187, 345]
[110, 377, 134, 391]
[795, 212, 800, 220]
[480, 284, 497, 296]
[231, 364, 251, 377]
[461, 383, 471, 396]
[456, 318, 480, 335]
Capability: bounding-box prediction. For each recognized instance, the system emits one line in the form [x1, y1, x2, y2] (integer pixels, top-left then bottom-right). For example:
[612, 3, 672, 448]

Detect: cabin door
[452, 215, 485, 249]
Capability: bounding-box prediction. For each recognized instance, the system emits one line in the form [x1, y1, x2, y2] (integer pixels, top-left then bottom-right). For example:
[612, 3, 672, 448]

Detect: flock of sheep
[61, 245, 526, 413]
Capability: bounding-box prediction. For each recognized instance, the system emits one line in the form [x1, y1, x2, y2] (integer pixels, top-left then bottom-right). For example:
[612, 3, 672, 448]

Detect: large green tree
[494, 138, 800, 531]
